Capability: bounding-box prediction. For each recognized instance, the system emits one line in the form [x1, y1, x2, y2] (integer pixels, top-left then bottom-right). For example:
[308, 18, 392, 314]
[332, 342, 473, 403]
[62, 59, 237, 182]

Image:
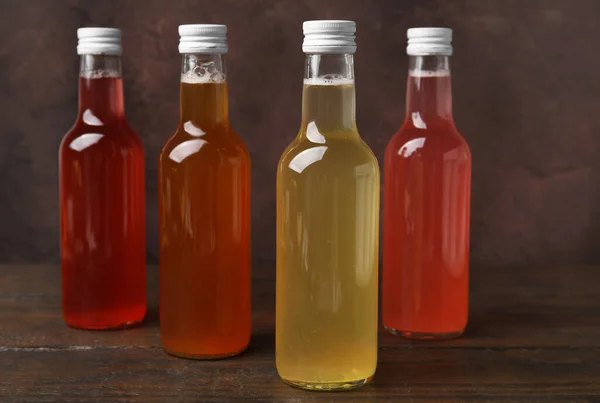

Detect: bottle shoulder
[278, 135, 379, 177]
[159, 125, 249, 166]
[386, 121, 470, 157]
[60, 120, 142, 155]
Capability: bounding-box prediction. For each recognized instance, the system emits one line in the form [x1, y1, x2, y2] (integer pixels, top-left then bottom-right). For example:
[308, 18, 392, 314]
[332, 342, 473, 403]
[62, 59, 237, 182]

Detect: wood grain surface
[0, 264, 599, 402]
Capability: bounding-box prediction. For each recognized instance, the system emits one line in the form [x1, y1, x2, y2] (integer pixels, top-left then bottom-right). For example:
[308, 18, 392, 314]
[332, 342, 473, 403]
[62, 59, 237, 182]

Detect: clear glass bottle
[59, 28, 146, 329]
[158, 25, 251, 359]
[383, 28, 471, 339]
[276, 20, 379, 391]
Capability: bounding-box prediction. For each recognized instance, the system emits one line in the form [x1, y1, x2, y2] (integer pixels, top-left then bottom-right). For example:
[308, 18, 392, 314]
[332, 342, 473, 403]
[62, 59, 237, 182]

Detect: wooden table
[0, 264, 599, 402]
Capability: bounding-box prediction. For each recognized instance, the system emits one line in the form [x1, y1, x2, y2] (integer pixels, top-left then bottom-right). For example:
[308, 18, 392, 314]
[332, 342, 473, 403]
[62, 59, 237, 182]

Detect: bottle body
[159, 57, 251, 358]
[383, 55, 471, 338]
[276, 70, 379, 389]
[60, 57, 146, 329]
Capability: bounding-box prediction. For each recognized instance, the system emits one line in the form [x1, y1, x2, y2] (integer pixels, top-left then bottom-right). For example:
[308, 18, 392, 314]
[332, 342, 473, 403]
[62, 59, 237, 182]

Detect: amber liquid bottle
[60, 28, 146, 329]
[159, 25, 251, 359]
[276, 21, 379, 391]
[383, 28, 471, 339]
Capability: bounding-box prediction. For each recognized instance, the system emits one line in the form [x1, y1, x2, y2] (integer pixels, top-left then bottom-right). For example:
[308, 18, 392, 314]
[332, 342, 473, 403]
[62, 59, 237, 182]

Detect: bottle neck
[301, 54, 356, 135]
[179, 54, 229, 128]
[78, 55, 125, 123]
[405, 55, 453, 124]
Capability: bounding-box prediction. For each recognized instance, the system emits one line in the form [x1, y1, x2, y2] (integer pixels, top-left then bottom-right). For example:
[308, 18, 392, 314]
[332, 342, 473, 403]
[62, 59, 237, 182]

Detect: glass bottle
[158, 25, 251, 359]
[383, 28, 471, 339]
[59, 28, 146, 329]
[276, 20, 379, 391]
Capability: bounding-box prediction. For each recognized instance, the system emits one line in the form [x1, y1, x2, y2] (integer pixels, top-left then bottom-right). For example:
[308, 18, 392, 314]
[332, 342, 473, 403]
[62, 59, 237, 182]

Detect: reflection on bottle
[184, 121, 206, 137]
[411, 112, 427, 129]
[398, 137, 425, 158]
[169, 139, 207, 163]
[69, 133, 104, 152]
[83, 109, 104, 126]
[288, 146, 328, 174]
[306, 121, 326, 144]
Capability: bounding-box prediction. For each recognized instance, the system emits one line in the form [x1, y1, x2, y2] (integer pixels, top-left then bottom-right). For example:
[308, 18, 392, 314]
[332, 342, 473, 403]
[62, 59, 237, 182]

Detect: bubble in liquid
[181, 59, 226, 83]
[304, 74, 354, 86]
[80, 70, 120, 79]
[408, 69, 450, 77]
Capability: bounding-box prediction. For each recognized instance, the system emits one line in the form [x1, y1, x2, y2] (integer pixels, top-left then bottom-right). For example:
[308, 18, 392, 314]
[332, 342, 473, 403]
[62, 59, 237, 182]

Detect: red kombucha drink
[60, 28, 146, 329]
[383, 28, 471, 339]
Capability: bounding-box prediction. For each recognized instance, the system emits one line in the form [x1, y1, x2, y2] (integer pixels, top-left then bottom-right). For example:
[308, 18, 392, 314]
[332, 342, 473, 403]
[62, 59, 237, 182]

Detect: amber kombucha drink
[158, 25, 251, 359]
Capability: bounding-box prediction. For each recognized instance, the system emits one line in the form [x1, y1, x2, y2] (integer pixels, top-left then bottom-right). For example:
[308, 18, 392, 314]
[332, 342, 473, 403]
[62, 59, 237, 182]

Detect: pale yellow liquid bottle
[276, 20, 379, 391]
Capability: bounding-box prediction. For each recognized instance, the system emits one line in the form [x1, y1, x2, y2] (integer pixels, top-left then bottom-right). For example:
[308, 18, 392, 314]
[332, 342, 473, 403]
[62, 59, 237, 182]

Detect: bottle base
[164, 345, 248, 360]
[385, 326, 464, 340]
[281, 376, 372, 392]
[66, 318, 143, 331]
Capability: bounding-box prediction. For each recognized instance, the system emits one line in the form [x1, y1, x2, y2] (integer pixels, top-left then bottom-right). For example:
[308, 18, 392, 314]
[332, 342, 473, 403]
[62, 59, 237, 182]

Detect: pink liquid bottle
[383, 28, 471, 339]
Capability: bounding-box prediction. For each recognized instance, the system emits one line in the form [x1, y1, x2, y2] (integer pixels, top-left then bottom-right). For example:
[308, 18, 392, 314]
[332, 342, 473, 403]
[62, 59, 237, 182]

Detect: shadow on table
[143, 301, 160, 327]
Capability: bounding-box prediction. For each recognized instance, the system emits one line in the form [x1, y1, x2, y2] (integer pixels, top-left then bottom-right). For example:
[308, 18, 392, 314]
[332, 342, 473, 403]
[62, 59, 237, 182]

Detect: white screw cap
[302, 20, 356, 54]
[179, 24, 228, 54]
[407, 27, 453, 56]
[77, 27, 121, 55]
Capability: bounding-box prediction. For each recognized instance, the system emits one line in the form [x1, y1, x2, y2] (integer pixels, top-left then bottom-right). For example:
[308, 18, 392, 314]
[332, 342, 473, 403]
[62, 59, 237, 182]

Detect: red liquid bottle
[383, 28, 471, 339]
[59, 28, 146, 329]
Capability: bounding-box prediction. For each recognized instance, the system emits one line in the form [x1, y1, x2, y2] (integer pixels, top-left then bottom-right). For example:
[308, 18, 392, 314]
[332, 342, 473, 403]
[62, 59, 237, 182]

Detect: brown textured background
[1, 0, 599, 268]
